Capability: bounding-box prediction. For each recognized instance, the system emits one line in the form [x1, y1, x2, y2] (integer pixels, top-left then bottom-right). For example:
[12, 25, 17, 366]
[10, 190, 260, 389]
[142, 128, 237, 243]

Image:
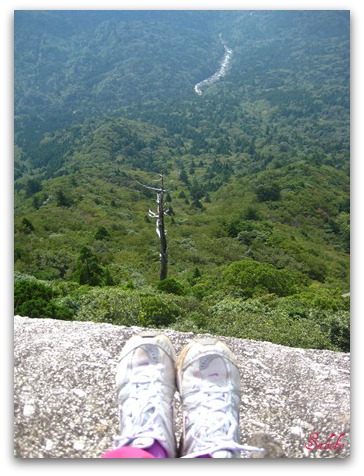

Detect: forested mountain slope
[14, 10, 350, 351]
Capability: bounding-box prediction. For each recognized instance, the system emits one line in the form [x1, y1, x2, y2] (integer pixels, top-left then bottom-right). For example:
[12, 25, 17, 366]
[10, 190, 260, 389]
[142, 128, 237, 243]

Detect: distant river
[194, 34, 233, 95]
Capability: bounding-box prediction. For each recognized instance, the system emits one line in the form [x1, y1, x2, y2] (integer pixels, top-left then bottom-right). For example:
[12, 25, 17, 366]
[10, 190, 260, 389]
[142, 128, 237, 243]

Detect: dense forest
[14, 10, 350, 351]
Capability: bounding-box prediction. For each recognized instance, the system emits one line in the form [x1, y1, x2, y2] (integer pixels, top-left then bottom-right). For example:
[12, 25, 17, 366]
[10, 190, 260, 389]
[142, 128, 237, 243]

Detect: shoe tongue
[132, 437, 155, 449]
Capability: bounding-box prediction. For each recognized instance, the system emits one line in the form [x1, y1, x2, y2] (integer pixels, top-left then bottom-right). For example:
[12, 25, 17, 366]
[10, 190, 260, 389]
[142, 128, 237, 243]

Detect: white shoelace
[182, 382, 265, 458]
[114, 363, 171, 449]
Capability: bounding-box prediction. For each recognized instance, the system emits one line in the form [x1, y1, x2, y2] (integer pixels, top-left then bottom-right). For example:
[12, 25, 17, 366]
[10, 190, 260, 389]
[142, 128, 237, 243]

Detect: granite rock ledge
[14, 315, 350, 458]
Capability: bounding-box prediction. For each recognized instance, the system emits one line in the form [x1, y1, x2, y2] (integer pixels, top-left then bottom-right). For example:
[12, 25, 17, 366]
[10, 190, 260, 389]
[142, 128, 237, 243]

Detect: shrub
[71, 287, 182, 328]
[94, 226, 110, 240]
[170, 311, 208, 333]
[190, 259, 303, 301]
[21, 218, 35, 234]
[276, 286, 350, 314]
[157, 278, 185, 295]
[25, 178, 42, 197]
[243, 206, 260, 221]
[208, 297, 337, 351]
[139, 294, 181, 327]
[14, 278, 73, 320]
[70, 288, 141, 325]
[256, 182, 281, 202]
[56, 190, 72, 207]
[222, 260, 299, 298]
[328, 311, 350, 352]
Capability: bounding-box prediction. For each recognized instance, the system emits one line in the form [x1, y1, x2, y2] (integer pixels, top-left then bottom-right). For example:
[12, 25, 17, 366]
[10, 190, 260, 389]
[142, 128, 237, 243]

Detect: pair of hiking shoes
[113, 332, 264, 458]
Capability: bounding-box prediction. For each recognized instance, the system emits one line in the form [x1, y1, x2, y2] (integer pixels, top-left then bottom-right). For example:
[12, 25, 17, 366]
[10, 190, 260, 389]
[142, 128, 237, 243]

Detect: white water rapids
[194, 34, 233, 95]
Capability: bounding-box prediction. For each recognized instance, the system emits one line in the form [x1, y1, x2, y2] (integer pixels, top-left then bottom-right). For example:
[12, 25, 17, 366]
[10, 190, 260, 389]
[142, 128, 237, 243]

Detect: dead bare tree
[134, 174, 169, 280]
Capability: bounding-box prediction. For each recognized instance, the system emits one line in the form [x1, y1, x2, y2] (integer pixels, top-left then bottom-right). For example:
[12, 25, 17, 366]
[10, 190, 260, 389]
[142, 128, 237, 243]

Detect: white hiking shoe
[177, 338, 265, 458]
[114, 332, 177, 457]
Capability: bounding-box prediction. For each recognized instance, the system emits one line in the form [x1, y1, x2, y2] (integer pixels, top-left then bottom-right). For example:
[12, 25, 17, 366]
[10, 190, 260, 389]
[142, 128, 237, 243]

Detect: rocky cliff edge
[14, 315, 350, 458]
